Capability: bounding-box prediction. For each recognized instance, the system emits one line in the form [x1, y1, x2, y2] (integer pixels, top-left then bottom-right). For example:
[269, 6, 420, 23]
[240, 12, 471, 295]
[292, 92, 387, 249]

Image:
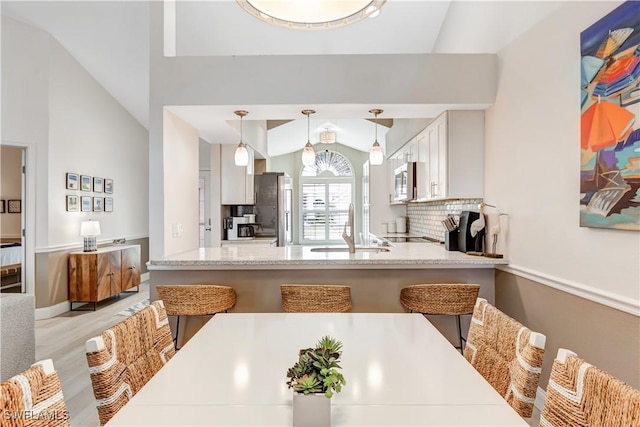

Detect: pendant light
[369, 108, 384, 165]
[301, 109, 316, 167]
[234, 110, 249, 166]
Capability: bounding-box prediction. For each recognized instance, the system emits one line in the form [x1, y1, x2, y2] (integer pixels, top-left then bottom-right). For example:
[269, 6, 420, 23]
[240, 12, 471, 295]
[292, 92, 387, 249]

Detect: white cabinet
[387, 151, 403, 203]
[402, 139, 417, 163]
[407, 110, 484, 202]
[415, 130, 429, 200]
[221, 144, 255, 205]
[426, 113, 448, 199]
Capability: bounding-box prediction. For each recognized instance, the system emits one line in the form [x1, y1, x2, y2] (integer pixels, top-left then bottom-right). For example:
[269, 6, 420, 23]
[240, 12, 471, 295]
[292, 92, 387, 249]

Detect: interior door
[199, 171, 212, 247]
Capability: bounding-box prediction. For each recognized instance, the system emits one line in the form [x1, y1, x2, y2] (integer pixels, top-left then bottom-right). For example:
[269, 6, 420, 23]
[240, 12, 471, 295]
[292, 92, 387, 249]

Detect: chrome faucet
[342, 203, 356, 253]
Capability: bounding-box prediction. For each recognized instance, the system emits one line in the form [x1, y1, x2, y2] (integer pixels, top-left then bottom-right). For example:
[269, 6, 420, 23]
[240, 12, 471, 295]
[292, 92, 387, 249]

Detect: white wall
[1, 17, 51, 248]
[1, 16, 149, 250]
[47, 33, 149, 247]
[485, 1, 640, 302]
[163, 109, 200, 255]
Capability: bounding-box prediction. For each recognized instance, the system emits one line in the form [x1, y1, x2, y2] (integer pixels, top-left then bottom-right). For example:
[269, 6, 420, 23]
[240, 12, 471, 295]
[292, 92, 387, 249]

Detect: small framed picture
[93, 197, 104, 212]
[81, 175, 92, 191]
[93, 177, 104, 193]
[81, 196, 92, 212]
[66, 173, 79, 190]
[66, 195, 79, 212]
[0, 200, 4, 214]
[104, 179, 114, 194]
[105, 197, 113, 212]
[8, 200, 21, 213]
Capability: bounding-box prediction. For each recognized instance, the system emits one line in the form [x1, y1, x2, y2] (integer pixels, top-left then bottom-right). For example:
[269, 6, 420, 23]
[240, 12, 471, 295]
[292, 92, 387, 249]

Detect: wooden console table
[68, 245, 140, 311]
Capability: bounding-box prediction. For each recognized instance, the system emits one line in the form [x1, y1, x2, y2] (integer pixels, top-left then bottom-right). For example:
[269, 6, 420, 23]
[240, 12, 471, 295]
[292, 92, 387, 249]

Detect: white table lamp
[80, 220, 101, 252]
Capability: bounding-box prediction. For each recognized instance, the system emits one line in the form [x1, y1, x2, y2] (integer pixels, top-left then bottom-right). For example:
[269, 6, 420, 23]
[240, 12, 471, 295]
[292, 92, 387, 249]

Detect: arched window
[300, 151, 355, 243]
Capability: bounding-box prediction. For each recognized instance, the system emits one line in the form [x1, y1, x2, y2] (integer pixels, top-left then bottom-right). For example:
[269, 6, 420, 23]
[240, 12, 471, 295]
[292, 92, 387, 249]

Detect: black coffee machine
[457, 211, 484, 253]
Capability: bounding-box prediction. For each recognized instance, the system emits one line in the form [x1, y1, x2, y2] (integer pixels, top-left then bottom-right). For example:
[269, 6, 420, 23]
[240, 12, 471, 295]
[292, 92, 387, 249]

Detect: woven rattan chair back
[400, 284, 480, 315]
[400, 284, 480, 352]
[280, 285, 352, 313]
[156, 284, 237, 316]
[540, 348, 640, 427]
[463, 298, 546, 418]
[85, 300, 175, 425]
[156, 284, 237, 349]
[0, 359, 70, 426]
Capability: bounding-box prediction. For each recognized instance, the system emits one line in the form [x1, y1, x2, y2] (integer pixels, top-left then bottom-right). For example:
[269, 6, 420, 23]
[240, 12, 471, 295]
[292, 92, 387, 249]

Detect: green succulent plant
[286, 335, 346, 398]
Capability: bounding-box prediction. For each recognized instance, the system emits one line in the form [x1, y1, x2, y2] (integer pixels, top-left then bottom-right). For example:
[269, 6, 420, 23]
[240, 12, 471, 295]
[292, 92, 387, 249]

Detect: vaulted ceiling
[1, 1, 562, 155]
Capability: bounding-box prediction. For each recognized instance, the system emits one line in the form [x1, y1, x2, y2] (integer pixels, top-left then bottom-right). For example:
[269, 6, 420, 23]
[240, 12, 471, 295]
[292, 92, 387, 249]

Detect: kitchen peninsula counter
[149, 243, 506, 346]
[148, 242, 508, 270]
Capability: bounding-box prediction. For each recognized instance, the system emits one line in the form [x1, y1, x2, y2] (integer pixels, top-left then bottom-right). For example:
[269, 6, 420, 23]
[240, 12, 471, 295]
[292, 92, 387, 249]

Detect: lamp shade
[80, 220, 101, 236]
[302, 142, 316, 166]
[369, 141, 384, 165]
[234, 143, 249, 166]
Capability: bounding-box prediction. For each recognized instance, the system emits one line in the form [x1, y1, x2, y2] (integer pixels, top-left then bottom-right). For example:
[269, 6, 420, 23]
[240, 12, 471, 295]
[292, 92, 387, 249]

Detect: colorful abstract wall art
[580, 1, 640, 230]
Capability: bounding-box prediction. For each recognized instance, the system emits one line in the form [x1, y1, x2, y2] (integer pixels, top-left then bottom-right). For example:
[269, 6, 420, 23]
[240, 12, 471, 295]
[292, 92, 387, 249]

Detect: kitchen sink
[310, 247, 391, 253]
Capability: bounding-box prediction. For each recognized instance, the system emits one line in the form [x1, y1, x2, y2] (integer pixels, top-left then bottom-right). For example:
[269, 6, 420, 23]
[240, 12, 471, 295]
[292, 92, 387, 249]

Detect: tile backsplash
[407, 199, 483, 242]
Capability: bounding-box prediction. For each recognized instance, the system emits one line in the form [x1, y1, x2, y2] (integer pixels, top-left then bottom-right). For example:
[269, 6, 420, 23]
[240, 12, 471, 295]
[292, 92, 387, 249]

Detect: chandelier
[236, 0, 386, 30]
[319, 128, 337, 144]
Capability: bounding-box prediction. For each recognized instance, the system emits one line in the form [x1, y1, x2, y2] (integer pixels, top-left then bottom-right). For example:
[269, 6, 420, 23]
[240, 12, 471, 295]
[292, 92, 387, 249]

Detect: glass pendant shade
[369, 108, 384, 165]
[234, 110, 249, 166]
[302, 142, 316, 166]
[301, 109, 316, 166]
[234, 142, 249, 166]
[369, 141, 383, 165]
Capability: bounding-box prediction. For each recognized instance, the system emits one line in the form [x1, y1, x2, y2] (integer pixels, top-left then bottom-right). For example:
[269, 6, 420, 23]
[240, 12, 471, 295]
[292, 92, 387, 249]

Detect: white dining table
[106, 313, 528, 426]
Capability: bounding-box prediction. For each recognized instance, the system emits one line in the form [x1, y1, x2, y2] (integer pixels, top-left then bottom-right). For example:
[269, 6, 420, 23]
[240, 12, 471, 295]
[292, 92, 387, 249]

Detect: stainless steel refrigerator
[254, 172, 292, 246]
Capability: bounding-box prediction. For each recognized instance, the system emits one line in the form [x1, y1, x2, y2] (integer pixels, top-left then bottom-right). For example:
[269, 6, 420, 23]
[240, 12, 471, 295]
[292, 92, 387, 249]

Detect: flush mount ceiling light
[234, 110, 249, 166]
[319, 127, 337, 144]
[236, 0, 386, 30]
[369, 108, 384, 165]
[301, 110, 316, 167]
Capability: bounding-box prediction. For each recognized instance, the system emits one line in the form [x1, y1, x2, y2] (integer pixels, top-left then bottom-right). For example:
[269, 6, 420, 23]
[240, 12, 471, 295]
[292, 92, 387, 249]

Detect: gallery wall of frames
[65, 173, 113, 213]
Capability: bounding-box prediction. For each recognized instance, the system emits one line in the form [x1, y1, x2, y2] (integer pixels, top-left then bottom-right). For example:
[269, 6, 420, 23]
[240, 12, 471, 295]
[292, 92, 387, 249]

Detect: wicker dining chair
[463, 298, 546, 418]
[85, 300, 175, 425]
[400, 283, 480, 352]
[156, 284, 237, 349]
[280, 285, 352, 312]
[540, 348, 640, 427]
[0, 359, 70, 427]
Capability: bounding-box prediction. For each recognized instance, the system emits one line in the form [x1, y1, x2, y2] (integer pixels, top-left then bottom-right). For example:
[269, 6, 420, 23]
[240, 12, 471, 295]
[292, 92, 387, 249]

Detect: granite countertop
[147, 242, 508, 270]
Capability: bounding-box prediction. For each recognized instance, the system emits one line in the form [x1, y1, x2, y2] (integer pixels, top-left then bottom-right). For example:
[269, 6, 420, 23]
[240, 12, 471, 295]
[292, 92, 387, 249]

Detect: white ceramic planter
[292, 392, 331, 427]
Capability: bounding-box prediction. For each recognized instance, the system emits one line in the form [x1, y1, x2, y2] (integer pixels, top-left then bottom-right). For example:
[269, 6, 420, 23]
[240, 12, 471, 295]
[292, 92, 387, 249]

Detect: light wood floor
[35, 282, 541, 426]
[35, 284, 149, 427]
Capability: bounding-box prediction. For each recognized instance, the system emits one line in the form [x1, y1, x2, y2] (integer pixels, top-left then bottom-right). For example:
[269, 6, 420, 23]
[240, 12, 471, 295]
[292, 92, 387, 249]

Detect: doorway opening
[1, 146, 26, 293]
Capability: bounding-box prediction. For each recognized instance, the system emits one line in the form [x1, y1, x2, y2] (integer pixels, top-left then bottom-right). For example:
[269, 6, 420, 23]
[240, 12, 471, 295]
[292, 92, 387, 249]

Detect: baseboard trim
[498, 265, 640, 317]
[35, 300, 69, 320]
[534, 386, 546, 411]
[141, 272, 150, 283]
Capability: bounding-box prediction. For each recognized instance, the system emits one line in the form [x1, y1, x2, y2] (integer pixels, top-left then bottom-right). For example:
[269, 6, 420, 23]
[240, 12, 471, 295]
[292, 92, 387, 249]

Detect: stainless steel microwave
[393, 162, 416, 202]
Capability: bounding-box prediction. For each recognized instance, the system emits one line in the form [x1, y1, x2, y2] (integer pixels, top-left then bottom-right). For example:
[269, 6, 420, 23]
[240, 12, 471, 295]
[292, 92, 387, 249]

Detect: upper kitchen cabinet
[416, 110, 484, 201]
[402, 139, 417, 163]
[221, 144, 255, 205]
